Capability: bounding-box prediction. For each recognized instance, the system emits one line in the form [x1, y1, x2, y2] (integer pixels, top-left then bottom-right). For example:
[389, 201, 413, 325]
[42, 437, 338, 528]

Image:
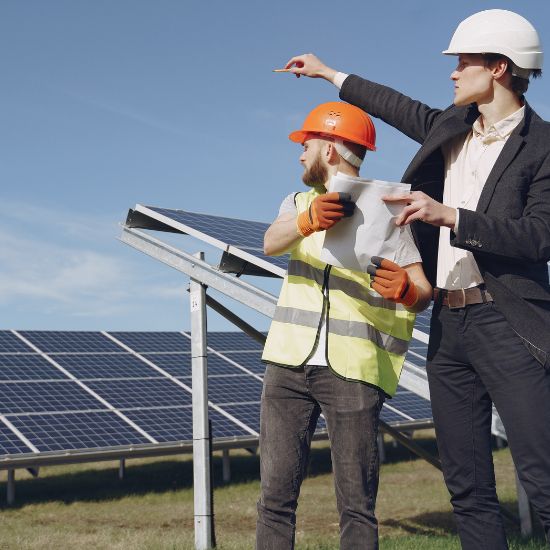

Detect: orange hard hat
[289, 101, 376, 151]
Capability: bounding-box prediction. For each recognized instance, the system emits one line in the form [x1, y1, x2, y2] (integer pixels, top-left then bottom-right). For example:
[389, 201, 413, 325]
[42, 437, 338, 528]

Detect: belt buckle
[448, 288, 466, 309]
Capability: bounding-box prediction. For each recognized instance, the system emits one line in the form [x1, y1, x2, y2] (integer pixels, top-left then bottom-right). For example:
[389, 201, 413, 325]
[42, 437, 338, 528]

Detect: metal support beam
[120, 227, 277, 318]
[203, 293, 266, 346]
[119, 459, 126, 480]
[7, 469, 15, 505]
[222, 449, 231, 483]
[190, 253, 214, 550]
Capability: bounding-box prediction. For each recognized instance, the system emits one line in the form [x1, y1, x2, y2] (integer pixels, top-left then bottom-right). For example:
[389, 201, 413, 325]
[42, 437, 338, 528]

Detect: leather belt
[433, 286, 493, 309]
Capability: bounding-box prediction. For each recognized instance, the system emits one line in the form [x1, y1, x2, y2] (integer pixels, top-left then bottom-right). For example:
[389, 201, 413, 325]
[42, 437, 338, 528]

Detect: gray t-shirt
[278, 192, 422, 267]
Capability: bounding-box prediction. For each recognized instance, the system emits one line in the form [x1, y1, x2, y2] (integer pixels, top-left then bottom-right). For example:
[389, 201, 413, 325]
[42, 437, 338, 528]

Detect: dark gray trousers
[255, 364, 384, 550]
[427, 300, 550, 549]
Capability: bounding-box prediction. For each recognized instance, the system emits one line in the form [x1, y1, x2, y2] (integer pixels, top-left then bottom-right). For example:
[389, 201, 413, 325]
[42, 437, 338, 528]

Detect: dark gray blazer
[341, 75, 550, 363]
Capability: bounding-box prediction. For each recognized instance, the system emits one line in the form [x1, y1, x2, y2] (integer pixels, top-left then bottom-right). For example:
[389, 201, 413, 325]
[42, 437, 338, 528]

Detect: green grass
[0, 432, 546, 549]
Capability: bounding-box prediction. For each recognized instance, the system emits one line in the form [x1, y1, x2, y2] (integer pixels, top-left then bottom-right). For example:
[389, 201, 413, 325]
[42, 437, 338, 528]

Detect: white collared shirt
[333, 73, 525, 290]
[437, 106, 525, 289]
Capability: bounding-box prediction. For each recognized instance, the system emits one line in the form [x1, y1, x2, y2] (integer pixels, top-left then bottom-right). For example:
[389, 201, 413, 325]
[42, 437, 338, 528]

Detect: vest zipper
[300, 264, 331, 367]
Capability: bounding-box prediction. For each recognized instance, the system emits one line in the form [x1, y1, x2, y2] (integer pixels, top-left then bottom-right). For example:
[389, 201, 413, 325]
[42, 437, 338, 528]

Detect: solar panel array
[129, 207, 289, 273]
[0, 328, 432, 461]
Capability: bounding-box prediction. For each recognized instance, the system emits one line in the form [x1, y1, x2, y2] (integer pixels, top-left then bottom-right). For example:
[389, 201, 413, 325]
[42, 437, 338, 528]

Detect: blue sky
[2, 1, 549, 332]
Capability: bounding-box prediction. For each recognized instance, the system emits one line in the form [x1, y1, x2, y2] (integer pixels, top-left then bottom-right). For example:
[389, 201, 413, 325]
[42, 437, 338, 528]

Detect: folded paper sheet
[320, 173, 411, 272]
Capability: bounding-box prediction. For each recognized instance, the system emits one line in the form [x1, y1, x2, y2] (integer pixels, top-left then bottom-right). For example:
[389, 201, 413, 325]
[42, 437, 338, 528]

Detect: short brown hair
[482, 53, 542, 97]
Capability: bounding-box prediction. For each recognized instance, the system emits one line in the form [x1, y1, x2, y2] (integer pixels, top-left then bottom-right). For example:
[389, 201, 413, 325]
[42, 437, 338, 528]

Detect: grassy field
[0, 432, 546, 549]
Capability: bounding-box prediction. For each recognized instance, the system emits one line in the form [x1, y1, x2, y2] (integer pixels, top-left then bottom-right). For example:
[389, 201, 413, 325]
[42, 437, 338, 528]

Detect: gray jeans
[255, 364, 384, 550]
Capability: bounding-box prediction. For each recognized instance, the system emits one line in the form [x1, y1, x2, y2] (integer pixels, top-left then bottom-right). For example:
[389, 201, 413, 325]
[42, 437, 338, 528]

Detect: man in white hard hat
[256, 101, 432, 550]
[282, 8, 550, 549]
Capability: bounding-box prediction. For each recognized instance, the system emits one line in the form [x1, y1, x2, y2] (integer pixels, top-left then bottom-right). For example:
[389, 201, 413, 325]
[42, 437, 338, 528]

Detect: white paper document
[320, 173, 411, 272]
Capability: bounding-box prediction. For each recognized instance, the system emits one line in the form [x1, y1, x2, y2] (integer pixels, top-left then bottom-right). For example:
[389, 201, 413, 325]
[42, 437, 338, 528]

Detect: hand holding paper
[297, 192, 355, 237]
[367, 257, 418, 307]
[320, 173, 411, 271]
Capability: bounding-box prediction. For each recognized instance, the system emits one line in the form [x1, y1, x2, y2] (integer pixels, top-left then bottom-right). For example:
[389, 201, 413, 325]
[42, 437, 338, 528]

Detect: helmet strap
[510, 63, 532, 80]
[333, 139, 363, 168]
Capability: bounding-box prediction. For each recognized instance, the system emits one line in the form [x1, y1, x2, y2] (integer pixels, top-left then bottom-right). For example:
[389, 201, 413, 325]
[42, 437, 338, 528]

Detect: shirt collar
[472, 106, 525, 143]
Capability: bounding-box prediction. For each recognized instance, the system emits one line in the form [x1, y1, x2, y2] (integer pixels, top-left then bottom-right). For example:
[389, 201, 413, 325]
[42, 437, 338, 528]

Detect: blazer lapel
[476, 104, 532, 213]
[476, 134, 525, 212]
[403, 116, 472, 185]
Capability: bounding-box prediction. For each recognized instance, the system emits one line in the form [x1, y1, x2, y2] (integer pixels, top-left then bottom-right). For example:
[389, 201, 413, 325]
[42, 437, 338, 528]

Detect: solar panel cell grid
[85, 379, 192, 409]
[207, 332, 265, 352]
[0, 331, 34, 353]
[139, 353, 192, 377]
[218, 351, 265, 375]
[390, 390, 432, 421]
[220, 402, 261, 433]
[380, 408, 407, 424]
[18, 331, 123, 354]
[0, 381, 109, 414]
[53, 354, 164, 379]
[0, 423, 33, 455]
[123, 406, 251, 442]
[8, 412, 150, 452]
[0, 354, 69, 381]
[207, 375, 264, 405]
[148, 208, 267, 250]
[110, 331, 191, 353]
[0, 328, 432, 461]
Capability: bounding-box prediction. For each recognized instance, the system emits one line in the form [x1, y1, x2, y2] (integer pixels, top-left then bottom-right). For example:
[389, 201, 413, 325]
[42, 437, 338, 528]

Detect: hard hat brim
[288, 130, 309, 144]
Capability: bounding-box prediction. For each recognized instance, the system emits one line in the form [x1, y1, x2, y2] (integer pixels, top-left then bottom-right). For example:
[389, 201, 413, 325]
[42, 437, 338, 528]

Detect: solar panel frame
[129, 205, 286, 277]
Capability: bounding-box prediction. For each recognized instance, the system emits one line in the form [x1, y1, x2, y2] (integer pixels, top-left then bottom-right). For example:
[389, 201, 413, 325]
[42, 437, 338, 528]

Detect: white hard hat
[443, 9, 543, 73]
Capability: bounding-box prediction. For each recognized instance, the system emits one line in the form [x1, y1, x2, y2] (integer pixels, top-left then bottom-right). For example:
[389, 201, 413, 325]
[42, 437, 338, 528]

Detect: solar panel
[8, 412, 150, 452]
[84, 379, 192, 409]
[126, 205, 287, 277]
[52, 354, 165, 379]
[18, 331, 123, 354]
[207, 332, 265, 351]
[0, 423, 33, 455]
[219, 351, 265, 375]
[139, 353, 192, 377]
[207, 375, 264, 405]
[123, 406, 251, 442]
[383, 388, 432, 424]
[145, 208, 267, 251]
[0, 354, 68, 381]
[0, 328, 432, 465]
[110, 331, 191, 353]
[0, 332, 35, 353]
[0, 381, 109, 414]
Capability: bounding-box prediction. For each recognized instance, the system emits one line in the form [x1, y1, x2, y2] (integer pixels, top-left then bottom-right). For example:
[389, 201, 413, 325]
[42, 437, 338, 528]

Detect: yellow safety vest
[262, 187, 416, 396]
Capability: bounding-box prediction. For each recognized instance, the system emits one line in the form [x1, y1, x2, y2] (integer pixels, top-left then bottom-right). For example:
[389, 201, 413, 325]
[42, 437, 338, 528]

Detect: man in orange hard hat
[283, 8, 550, 549]
[256, 101, 432, 550]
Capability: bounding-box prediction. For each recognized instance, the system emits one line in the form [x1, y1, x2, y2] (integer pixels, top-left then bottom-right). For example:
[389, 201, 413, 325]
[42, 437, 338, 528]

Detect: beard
[302, 154, 328, 187]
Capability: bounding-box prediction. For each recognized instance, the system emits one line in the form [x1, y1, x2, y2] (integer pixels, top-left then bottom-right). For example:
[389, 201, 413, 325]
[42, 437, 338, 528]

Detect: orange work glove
[297, 192, 355, 237]
[366, 256, 418, 307]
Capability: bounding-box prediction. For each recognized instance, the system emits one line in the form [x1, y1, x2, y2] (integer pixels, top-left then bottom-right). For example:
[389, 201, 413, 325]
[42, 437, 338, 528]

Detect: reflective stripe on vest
[262, 187, 415, 396]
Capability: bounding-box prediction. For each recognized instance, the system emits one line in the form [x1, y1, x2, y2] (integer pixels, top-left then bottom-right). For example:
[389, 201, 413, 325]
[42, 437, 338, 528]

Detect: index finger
[285, 56, 305, 70]
[382, 194, 412, 203]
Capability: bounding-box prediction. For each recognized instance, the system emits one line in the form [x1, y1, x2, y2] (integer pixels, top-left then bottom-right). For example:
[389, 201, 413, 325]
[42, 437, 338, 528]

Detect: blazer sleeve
[452, 151, 550, 264]
[339, 74, 443, 144]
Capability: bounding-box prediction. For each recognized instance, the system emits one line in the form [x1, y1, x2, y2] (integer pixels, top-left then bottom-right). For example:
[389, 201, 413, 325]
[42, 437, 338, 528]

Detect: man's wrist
[333, 72, 349, 89]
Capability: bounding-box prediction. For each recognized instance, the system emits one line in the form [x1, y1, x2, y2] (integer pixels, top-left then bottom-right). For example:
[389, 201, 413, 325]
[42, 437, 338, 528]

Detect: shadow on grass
[1, 451, 261, 509]
[382, 512, 547, 548]
[382, 511, 456, 536]
[0, 434, 451, 509]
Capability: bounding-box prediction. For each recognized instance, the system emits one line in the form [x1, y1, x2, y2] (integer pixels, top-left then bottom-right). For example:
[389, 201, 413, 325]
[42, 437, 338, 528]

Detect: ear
[325, 142, 339, 163]
[491, 58, 508, 80]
